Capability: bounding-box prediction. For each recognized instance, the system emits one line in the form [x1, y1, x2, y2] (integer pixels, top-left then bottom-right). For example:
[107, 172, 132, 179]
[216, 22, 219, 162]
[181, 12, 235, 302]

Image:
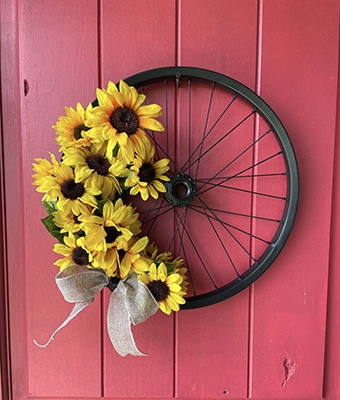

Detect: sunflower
[79, 198, 142, 253]
[52, 206, 91, 234]
[139, 262, 187, 315]
[62, 143, 129, 200]
[125, 145, 170, 201]
[32, 153, 60, 195]
[117, 236, 150, 279]
[53, 233, 94, 270]
[40, 162, 101, 216]
[53, 102, 95, 151]
[86, 80, 164, 163]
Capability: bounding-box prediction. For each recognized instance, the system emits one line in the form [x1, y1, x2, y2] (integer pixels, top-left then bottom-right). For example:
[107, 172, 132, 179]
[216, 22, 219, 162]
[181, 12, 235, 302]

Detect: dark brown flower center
[118, 249, 126, 261]
[72, 247, 89, 265]
[104, 226, 122, 243]
[138, 163, 156, 182]
[86, 155, 110, 176]
[61, 179, 85, 199]
[148, 280, 169, 301]
[73, 124, 90, 140]
[110, 107, 138, 135]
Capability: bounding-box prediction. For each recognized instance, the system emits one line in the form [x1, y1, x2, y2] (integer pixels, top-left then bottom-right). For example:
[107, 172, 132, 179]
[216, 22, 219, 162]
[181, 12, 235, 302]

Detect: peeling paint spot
[191, 384, 199, 394]
[24, 79, 30, 96]
[282, 357, 297, 388]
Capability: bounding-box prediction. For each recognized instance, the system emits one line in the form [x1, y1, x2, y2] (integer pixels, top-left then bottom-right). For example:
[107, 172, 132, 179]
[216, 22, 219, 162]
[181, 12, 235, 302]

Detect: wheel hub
[165, 173, 197, 206]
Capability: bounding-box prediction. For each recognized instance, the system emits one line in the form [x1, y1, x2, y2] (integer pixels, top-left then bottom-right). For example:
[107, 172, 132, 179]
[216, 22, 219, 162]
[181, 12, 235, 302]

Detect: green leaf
[42, 200, 58, 216]
[41, 214, 65, 243]
[112, 143, 119, 157]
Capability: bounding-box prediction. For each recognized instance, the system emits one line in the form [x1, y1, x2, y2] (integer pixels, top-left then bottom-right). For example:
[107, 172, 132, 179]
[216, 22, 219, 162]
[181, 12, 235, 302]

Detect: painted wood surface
[1, 0, 339, 399]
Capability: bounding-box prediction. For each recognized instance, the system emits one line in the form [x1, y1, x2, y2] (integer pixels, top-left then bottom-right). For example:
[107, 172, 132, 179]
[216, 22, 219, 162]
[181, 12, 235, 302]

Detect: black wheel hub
[165, 173, 197, 206]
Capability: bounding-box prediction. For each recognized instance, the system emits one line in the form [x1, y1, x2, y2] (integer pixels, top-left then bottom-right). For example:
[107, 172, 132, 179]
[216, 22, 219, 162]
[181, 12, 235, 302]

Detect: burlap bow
[34, 264, 159, 356]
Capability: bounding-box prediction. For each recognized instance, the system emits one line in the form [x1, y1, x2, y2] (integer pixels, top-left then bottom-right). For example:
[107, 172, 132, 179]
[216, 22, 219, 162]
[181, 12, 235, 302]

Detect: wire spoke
[173, 206, 219, 290]
[193, 82, 216, 180]
[197, 171, 287, 180]
[181, 93, 239, 172]
[198, 151, 284, 196]
[196, 197, 242, 277]
[183, 108, 256, 173]
[139, 198, 173, 236]
[145, 128, 183, 173]
[199, 183, 287, 201]
[191, 197, 271, 245]
[197, 128, 272, 192]
[172, 207, 198, 296]
[166, 206, 187, 252]
[190, 203, 281, 223]
[173, 206, 188, 256]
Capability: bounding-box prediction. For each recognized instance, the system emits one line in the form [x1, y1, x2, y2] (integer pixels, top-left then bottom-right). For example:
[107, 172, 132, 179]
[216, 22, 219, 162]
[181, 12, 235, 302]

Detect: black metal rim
[119, 66, 299, 309]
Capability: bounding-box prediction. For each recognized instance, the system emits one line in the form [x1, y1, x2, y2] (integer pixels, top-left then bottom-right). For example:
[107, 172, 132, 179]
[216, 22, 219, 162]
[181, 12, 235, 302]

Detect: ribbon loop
[56, 264, 108, 302]
[107, 273, 159, 356]
[34, 265, 158, 356]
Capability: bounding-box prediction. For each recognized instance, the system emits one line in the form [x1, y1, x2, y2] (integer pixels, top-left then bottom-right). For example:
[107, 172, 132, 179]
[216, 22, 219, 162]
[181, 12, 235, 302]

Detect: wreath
[32, 80, 188, 356]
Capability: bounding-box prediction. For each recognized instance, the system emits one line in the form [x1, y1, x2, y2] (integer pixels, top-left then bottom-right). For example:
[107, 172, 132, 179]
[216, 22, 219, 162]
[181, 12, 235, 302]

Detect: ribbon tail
[33, 299, 93, 348]
[107, 291, 146, 357]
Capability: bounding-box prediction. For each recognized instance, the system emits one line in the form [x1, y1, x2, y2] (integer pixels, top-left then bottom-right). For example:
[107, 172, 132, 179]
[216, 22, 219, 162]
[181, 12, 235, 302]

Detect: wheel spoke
[193, 82, 216, 180]
[173, 206, 219, 290]
[196, 197, 242, 277]
[197, 172, 287, 180]
[190, 203, 281, 223]
[198, 151, 284, 196]
[198, 183, 287, 201]
[191, 197, 271, 245]
[182, 108, 256, 173]
[181, 92, 239, 172]
[139, 197, 173, 236]
[197, 127, 272, 193]
[195, 196, 260, 259]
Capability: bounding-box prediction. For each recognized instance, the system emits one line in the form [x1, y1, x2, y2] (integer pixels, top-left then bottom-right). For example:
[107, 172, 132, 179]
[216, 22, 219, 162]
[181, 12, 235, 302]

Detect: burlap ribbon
[33, 264, 159, 356]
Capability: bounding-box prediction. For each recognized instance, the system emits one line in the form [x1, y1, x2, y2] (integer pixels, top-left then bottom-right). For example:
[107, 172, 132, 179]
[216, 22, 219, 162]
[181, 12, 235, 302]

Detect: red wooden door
[1, 0, 340, 399]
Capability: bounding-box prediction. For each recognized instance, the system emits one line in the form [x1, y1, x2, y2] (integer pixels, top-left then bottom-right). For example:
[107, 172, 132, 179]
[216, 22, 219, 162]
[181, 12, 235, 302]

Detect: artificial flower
[86, 80, 164, 163]
[40, 162, 101, 216]
[53, 102, 94, 151]
[139, 262, 187, 315]
[126, 145, 170, 200]
[32, 153, 60, 194]
[79, 198, 142, 253]
[53, 233, 94, 270]
[62, 143, 128, 200]
[52, 207, 90, 234]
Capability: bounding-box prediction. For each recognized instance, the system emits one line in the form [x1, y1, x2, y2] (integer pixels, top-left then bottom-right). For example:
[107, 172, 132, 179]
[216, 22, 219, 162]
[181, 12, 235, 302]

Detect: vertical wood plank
[250, 1, 339, 397]
[19, 1, 101, 397]
[324, 24, 340, 397]
[100, 0, 177, 83]
[176, 1, 258, 398]
[99, 1, 177, 397]
[1, 0, 29, 398]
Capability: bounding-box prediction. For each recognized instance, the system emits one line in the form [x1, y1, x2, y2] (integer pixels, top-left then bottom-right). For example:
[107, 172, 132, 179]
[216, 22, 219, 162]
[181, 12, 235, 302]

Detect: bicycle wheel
[121, 66, 299, 309]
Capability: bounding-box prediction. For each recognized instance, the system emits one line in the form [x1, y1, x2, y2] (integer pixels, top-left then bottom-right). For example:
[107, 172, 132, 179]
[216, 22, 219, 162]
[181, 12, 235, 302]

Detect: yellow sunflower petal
[139, 117, 164, 132]
[130, 236, 148, 254]
[159, 300, 171, 315]
[165, 295, 181, 311]
[137, 104, 162, 117]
